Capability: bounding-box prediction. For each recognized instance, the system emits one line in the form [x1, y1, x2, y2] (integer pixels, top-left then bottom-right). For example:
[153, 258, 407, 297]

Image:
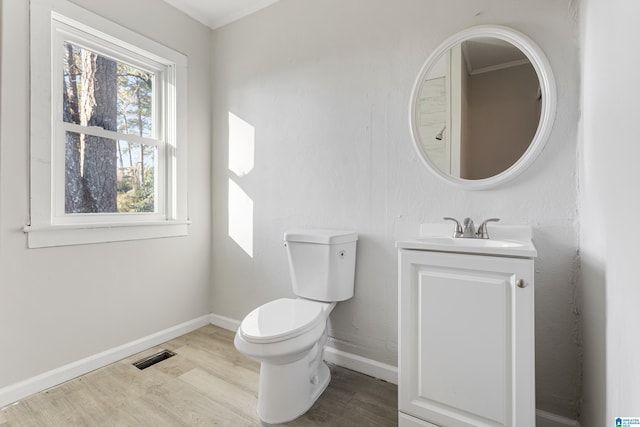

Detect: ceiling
[163, 0, 281, 30]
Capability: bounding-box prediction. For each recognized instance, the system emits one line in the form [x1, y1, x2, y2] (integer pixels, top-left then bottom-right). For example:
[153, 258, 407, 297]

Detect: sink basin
[396, 224, 537, 258]
[417, 236, 524, 248]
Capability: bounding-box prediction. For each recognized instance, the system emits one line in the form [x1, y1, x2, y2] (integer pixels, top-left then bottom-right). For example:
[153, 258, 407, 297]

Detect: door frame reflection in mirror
[409, 25, 556, 190]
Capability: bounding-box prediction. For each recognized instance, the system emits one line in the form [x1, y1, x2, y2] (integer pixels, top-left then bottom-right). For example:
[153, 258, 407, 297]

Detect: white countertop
[396, 223, 537, 258]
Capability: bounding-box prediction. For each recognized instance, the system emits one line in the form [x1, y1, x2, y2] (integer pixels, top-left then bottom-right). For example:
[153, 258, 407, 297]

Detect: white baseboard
[536, 409, 581, 427]
[210, 312, 241, 331]
[323, 346, 398, 385]
[0, 314, 211, 409]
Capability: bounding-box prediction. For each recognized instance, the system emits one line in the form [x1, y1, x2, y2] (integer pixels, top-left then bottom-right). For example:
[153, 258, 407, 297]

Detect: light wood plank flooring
[0, 325, 397, 426]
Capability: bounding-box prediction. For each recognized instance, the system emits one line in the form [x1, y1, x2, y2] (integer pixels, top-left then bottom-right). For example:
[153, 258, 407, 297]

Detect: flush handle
[339, 250, 346, 258]
[516, 279, 527, 288]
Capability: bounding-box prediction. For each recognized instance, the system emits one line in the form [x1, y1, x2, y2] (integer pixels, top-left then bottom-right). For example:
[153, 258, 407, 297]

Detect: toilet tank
[284, 229, 358, 302]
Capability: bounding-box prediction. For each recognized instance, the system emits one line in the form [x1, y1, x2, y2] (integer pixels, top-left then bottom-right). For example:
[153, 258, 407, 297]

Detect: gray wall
[0, 0, 212, 387]
[210, 0, 581, 419]
[580, 0, 640, 424]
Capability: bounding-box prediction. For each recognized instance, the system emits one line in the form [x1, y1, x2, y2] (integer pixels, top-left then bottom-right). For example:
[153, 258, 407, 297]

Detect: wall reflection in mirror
[417, 37, 541, 180]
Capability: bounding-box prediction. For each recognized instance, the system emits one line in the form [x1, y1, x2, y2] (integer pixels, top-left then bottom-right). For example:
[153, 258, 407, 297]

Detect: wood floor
[0, 325, 397, 426]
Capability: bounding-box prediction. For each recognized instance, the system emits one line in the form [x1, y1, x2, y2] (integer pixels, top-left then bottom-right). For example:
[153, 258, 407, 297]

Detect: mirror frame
[409, 25, 556, 190]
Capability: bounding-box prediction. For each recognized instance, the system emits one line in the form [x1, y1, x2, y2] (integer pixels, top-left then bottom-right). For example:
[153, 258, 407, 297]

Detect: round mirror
[409, 25, 556, 189]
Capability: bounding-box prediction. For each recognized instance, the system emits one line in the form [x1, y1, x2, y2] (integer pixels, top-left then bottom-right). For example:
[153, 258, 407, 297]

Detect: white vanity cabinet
[398, 244, 535, 427]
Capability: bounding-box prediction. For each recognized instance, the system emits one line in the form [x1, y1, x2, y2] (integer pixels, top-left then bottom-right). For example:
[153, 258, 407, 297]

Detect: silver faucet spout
[461, 217, 476, 238]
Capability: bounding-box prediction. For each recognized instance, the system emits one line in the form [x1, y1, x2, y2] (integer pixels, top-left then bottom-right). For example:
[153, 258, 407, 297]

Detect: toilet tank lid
[284, 229, 358, 244]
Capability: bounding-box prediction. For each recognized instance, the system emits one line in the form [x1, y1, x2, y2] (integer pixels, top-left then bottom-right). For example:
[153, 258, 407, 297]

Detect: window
[26, 0, 189, 247]
[61, 42, 158, 216]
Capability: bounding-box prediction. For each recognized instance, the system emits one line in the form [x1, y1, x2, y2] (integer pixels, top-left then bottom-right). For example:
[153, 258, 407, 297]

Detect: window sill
[23, 220, 191, 248]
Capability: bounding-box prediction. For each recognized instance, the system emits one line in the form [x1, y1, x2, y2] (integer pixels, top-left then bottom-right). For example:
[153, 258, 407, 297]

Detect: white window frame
[26, 0, 189, 248]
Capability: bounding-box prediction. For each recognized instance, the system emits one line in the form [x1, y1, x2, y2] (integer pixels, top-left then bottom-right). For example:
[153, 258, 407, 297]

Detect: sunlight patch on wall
[228, 112, 255, 177]
[227, 112, 255, 258]
[228, 179, 254, 257]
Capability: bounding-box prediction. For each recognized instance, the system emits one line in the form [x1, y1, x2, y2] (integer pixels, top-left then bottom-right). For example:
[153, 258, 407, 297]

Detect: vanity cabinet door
[398, 249, 534, 427]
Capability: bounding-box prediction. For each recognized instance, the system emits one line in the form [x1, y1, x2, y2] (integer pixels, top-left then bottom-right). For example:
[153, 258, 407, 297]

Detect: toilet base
[256, 358, 331, 424]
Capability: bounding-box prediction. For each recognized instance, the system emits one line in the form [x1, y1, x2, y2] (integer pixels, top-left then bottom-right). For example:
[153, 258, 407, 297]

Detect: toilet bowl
[234, 229, 358, 424]
[234, 298, 336, 424]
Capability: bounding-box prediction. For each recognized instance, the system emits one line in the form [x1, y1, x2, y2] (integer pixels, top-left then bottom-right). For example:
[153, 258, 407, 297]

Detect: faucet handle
[443, 217, 463, 237]
[477, 218, 500, 239]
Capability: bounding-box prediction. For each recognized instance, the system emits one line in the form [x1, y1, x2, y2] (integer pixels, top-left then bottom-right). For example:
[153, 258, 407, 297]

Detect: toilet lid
[239, 298, 324, 344]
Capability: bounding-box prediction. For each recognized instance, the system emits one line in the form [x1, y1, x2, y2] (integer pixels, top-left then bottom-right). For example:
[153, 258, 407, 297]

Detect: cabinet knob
[516, 279, 527, 288]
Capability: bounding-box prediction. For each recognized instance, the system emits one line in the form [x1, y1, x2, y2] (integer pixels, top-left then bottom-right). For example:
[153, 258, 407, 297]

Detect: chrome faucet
[443, 217, 500, 239]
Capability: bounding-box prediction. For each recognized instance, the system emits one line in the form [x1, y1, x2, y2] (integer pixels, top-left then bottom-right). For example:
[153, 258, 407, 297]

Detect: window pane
[63, 42, 154, 138]
[65, 131, 156, 214]
[116, 140, 157, 213]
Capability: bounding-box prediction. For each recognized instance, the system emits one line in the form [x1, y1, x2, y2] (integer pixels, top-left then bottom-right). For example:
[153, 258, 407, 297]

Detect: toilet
[234, 229, 358, 424]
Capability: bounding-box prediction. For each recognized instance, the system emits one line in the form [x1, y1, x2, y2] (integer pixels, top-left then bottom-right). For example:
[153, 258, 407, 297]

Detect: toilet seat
[239, 298, 324, 344]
